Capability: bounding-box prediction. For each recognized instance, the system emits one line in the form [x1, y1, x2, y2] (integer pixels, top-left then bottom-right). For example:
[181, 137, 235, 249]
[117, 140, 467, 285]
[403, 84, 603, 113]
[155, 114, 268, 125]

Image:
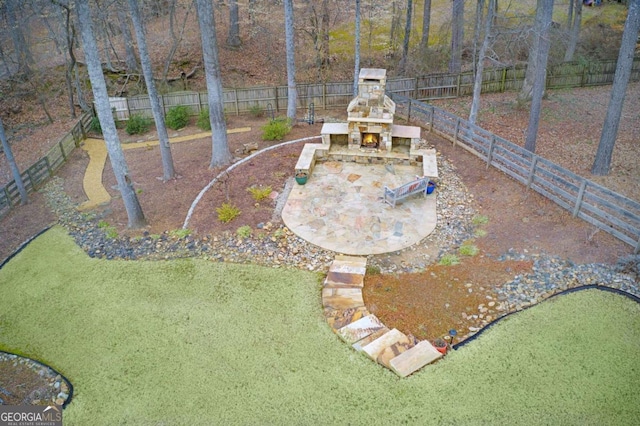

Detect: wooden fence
[0, 112, 92, 219]
[111, 56, 640, 119]
[391, 93, 640, 254]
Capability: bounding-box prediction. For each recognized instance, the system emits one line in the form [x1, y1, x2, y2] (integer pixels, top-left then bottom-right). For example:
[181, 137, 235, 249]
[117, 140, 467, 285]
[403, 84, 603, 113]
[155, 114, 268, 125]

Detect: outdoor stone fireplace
[320, 68, 422, 156]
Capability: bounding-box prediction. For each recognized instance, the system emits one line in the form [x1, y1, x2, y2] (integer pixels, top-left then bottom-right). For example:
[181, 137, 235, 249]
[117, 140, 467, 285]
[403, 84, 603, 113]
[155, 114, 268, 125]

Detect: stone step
[337, 314, 385, 344]
[352, 327, 391, 352]
[324, 306, 370, 332]
[330, 255, 367, 275]
[324, 271, 365, 288]
[361, 329, 411, 362]
[376, 339, 416, 369]
[321, 288, 365, 310]
[389, 340, 444, 378]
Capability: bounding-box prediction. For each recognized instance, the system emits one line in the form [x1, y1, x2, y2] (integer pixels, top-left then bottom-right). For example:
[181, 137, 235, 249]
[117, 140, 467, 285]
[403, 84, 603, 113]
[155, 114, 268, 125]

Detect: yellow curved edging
[78, 128, 251, 211]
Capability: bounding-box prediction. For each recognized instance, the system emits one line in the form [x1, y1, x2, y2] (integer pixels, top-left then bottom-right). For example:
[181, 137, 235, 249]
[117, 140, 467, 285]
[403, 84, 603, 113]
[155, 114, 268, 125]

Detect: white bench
[384, 176, 433, 207]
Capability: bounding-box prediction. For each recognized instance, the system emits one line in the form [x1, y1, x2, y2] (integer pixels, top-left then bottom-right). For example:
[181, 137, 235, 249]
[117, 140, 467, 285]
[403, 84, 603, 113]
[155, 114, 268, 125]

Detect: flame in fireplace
[362, 133, 379, 147]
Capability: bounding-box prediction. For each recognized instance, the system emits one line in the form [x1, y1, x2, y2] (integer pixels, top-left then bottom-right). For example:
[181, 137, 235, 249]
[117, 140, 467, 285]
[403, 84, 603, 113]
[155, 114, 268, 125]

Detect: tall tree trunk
[518, 0, 545, 104]
[472, 0, 486, 78]
[227, 0, 242, 48]
[469, 0, 495, 126]
[566, 0, 574, 30]
[399, 0, 414, 74]
[6, 0, 34, 77]
[195, 0, 232, 168]
[55, 0, 77, 118]
[449, 0, 464, 73]
[162, 0, 194, 82]
[76, 0, 147, 228]
[564, 0, 582, 62]
[420, 0, 432, 51]
[117, 0, 139, 72]
[284, 0, 297, 120]
[0, 117, 28, 206]
[128, 0, 176, 181]
[353, 0, 361, 97]
[524, 0, 554, 153]
[592, 0, 640, 175]
[320, 0, 330, 67]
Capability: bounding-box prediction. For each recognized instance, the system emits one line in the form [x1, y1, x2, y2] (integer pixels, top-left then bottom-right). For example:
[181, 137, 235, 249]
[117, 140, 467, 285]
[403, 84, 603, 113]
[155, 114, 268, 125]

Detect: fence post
[526, 156, 539, 189]
[456, 74, 461, 97]
[429, 106, 434, 133]
[323, 83, 327, 109]
[45, 157, 53, 177]
[234, 88, 239, 115]
[275, 86, 279, 112]
[581, 62, 587, 87]
[3, 186, 11, 208]
[453, 118, 460, 147]
[635, 237, 640, 255]
[413, 77, 419, 99]
[572, 180, 588, 217]
[59, 140, 66, 161]
[407, 99, 412, 122]
[501, 68, 507, 92]
[486, 135, 496, 169]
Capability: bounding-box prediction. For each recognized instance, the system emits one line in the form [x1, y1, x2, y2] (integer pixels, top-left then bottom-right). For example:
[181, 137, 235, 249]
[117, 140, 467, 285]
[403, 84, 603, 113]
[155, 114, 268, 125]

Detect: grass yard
[1, 227, 639, 425]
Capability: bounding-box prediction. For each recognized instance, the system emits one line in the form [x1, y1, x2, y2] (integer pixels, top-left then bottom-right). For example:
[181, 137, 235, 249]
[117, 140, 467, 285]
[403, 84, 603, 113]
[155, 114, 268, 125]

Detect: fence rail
[111, 57, 640, 119]
[392, 93, 640, 254]
[0, 112, 92, 219]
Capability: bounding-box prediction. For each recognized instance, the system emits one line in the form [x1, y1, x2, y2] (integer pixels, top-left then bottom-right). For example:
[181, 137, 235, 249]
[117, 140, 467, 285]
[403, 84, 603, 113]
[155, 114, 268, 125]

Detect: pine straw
[1, 226, 639, 425]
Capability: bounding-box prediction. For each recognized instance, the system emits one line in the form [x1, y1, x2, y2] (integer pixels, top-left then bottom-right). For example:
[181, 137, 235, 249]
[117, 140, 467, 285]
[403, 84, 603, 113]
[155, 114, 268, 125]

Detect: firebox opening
[361, 133, 379, 148]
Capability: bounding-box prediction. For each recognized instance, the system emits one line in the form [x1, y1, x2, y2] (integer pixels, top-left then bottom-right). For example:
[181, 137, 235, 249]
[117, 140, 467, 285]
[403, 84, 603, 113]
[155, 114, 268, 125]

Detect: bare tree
[5, 0, 34, 77]
[469, 0, 496, 126]
[353, 0, 361, 97]
[564, 0, 582, 62]
[195, 0, 232, 168]
[128, 0, 176, 181]
[420, 0, 432, 51]
[117, 0, 139, 72]
[284, 0, 297, 120]
[524, 0, 554, 153]
[227, 0, 242, 48]
[592, 0, 640, 175]
[399, 0, 413, 74]
[76, 0, 147, 228]
[161, 0, 195, 83]
[0, 117, 28, 205]
[518, 0, 547, 104]
[449, 0, 464, 73]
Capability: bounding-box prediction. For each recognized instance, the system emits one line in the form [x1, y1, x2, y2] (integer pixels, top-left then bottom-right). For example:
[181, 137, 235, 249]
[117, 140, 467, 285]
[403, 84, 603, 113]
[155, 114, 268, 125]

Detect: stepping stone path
[322, 255, 443, 377]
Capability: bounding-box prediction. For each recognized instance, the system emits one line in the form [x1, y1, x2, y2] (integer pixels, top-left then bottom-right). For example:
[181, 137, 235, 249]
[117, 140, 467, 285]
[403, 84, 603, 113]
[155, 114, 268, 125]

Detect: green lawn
[1, 226, 639, 425]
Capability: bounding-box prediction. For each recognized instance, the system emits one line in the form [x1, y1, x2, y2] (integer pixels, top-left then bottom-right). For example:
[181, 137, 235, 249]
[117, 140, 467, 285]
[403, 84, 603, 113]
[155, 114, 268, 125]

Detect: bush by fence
[0, 112, 92, 219]
[391, 93, 640, 254]
[110, 56, 640, 120]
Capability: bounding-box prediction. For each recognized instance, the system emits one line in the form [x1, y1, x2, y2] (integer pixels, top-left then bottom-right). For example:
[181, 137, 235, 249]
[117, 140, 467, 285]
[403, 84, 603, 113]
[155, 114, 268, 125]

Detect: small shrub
[236, 225, 252, 239]
[216, 203, 241, 223]
[105, 227, 118, 239]
[89, 116, 102, 134]
[97, 220, 110, 229]
[169, 228, 191, 239]
[474, 229, 488, 238]
[126, 114, 152, 135]
[166, 105, 190, 130]
[366, 265, 381, 275]
[261, 117, 291, 141]
[249, 104, 264, 118]
[247, 185, 272, 201]
[438, 254, 460, 266]
[197, 108, 211, 130]
[472, 215, 489, 226]
[459, 244, 479, 256]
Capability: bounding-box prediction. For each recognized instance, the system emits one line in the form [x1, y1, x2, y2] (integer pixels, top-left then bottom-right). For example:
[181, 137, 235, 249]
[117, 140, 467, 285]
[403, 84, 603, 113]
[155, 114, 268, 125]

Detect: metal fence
[111, 56, 640, 119]
[391, 93, 640, 254]
[0, 112, 92, 219]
